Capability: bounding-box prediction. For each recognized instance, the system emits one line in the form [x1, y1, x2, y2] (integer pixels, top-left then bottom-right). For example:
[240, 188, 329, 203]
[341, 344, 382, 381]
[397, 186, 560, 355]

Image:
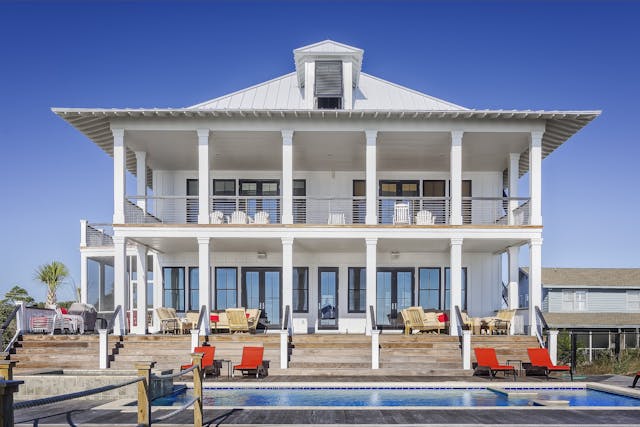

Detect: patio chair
[480, 309, 515, 335]
[401, 307, 441, 335]
[473, 347, 517, 381]
[226, 308, 250, 333]
[526, 348, 573, 381]
[210, 311, 230, 333]
[246, 308, 262, 333]
[253, 211, 270, 224]
[210, 210, 224, 224]
[327, 212, 346, 225]
[180, 345, 221, 379]
[415, 210, 436, 225]
[228, 211, 248, 224]
[393, 202, 410, 225]
[155, 307, 179, 334]
[233, 346, 268, 378]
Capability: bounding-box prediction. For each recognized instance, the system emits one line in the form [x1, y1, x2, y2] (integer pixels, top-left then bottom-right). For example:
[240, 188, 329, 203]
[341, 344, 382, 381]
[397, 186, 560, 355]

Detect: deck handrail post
[15, 301, 25, 333]
[0, 380, 23, 427]
[135, 361, 155, 427]
[547, 329, 559, 365]
[371, 329, 380, 369]
[0, 361, 15, 381]
[191, 352, 204, 427]
[98, 329, 109, 369]
[279, 330, 288, 369]
[462, 329, 472, 370]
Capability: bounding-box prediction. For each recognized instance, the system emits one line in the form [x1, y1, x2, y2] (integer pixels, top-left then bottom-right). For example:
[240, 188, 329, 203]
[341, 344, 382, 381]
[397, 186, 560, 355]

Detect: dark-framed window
[188, 267, 199, 311]
[293, 267, 309, 313]
[293, 180, 306, 224]
[379, 180, 419, 197]
[213, 179, 236, 196]
[163, 267, 185, 312]
[239, 180, 280, 196]
[186, 179, 199, 224]
[215, 267, 237, 310]
[418, 267, 441, 310]
[352, 180, 366, 224]
[348, 267, 367, 313]
[444, 267, 468, 310]
[422, 180, 447, 224]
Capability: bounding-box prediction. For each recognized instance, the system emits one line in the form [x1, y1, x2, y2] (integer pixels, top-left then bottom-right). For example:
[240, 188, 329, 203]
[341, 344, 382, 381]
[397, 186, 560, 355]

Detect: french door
[376, 268, 414, 329]
[318, 267, 339, 330]
[241, 268, 282, 328]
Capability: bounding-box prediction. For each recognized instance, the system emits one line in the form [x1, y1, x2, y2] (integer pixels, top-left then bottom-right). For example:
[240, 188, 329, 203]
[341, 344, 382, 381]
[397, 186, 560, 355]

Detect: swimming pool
[152, 385, 640, 408]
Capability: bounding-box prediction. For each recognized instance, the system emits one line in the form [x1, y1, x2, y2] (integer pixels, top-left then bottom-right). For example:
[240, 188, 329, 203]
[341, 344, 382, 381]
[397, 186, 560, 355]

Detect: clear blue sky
[1, 1, 638, 302]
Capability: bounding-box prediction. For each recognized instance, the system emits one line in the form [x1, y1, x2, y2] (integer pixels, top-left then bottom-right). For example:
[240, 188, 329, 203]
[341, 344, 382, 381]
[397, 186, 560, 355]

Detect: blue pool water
[152, 386, 640, 407]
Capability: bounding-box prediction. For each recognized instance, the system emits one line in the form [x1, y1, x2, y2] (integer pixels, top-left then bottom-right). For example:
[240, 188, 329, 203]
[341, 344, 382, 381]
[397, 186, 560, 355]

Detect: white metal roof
[190, 72, 465, 111]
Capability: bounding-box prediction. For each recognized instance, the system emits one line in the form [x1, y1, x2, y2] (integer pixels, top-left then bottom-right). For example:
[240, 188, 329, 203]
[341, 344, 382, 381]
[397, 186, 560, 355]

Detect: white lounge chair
[253, 211, 270, 224]
[228, 211, 248, 224]
[210, 210, 224, 224]
[328, 212, 346, 225]
[415, 210, 436, 225]
[393, 203, 410, 225]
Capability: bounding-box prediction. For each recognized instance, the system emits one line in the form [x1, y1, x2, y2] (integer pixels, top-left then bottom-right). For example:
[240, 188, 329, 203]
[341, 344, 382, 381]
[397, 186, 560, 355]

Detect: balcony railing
[377, 196, 530, 225]
[85, 223, 113, 247]
[293, 196, 366, 225]
[122, 195, 530, 226]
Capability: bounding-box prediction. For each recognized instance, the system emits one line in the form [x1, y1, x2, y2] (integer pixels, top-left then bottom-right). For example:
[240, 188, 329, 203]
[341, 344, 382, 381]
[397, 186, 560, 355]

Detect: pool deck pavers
[13, 374, 640, 426]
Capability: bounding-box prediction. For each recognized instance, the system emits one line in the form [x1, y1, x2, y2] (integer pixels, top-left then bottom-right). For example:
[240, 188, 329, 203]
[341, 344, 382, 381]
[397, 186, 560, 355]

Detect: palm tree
[35, 261, 69, 307]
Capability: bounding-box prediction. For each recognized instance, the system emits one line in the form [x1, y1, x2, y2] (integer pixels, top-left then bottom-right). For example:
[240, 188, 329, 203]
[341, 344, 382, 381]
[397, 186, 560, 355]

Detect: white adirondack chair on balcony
[327, 212, 346, 225]
[415, 210, 436, 225]
[228, 211, 248, 224]
[210, 210, 224, 224]
[253, 211, 270, 224]
[393, 203, 410, 225]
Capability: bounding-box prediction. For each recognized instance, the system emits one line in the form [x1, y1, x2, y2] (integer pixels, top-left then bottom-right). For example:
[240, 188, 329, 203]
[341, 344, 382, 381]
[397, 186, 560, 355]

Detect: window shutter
[315, 61, 343, 97]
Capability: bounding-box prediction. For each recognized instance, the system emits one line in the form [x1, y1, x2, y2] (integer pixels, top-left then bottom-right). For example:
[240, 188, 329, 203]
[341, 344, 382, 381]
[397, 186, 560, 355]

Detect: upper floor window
[315, 60, 343, 109]
[628, 290, 640, 311]
[562, 289, 587, 312]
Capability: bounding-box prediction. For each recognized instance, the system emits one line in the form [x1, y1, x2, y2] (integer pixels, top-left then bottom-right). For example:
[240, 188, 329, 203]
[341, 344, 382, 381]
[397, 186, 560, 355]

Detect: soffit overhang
[52, 108, 600, 178]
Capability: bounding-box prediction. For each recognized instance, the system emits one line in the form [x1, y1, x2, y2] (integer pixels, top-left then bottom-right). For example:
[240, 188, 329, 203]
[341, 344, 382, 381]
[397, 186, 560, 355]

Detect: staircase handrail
[1, 304, 22, 353]
[534, 305, 548, 347]
[106, 305, 122, 334]
[282, 305, 291, 333]
[195, 304, 209, 335]
[369, 305, 377, 331]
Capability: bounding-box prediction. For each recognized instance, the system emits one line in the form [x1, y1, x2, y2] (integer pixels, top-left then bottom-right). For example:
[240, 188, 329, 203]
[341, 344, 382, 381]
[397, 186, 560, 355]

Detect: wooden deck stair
[379, 334, 469, 375]
[8, 334, 102, 372]
[471, 335, 541, 364]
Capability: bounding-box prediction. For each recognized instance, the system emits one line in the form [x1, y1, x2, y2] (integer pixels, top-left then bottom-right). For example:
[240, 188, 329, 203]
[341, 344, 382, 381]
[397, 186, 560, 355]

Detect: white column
[508, 152, 520, 225]
[134, 244, 148, 335]
[281, 130, 294, 224]
[449, 238, 463, 336]
[529, 131, 543, 226]
[151, 253, 163, 333]
[197, 129, 210, 224]
[365, 130, 378, 225]
[112, 128, 126, 224]
[304, 61, 315, 109]
[80, 253, 88, 304]
[507, 246, 520, 310]
[113, 235, 128, 336]
[282, 237, 294, 329]
[450, 131, 463, 225]
[365, 238, 377, 335]
[528, 237, 543, 336]
[135, 151, 147, 212]
[342, 61, 353, 110]
[197, 237, 211, 335]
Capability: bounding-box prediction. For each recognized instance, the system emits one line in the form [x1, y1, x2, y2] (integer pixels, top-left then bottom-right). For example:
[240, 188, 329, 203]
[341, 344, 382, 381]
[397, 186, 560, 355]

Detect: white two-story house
[55, 40, 599, 336]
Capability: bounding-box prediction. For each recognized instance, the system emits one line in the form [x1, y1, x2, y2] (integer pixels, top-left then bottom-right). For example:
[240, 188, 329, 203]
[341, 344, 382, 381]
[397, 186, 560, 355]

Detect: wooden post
[191, 352, 204, 427]
[0, 380, 23, 427]
[0, 361, 15, 381]
[135, 362, 155, 427]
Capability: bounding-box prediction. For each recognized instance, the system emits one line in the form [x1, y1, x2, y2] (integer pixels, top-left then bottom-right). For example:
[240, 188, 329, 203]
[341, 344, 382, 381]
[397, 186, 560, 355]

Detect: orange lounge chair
[474, 347, 516, 381]
[233, 346, 268, 378]
[180, 346, 220, 379]
[526, 348, 573, 381]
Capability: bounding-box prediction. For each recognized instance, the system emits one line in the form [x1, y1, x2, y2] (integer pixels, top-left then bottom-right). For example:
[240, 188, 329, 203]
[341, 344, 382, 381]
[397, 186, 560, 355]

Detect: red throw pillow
[438, 313, 448, 322]
[60, 307, 68, 314]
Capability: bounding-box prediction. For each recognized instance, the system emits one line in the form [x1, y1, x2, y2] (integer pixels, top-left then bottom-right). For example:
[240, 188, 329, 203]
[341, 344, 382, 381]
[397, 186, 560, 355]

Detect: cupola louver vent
[315, 61, 343, 97]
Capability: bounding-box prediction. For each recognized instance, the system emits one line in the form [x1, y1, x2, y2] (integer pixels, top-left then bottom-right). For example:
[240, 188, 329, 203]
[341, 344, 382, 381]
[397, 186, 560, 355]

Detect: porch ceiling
[121, 129, 532, 173]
